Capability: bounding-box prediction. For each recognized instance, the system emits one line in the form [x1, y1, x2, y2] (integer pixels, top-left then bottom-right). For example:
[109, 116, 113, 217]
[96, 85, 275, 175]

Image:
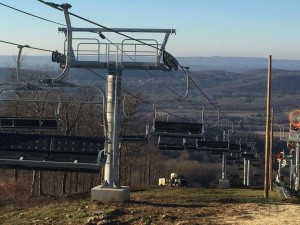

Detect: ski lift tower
[53, 4, 177, 202]
[280, 109, 300, 191]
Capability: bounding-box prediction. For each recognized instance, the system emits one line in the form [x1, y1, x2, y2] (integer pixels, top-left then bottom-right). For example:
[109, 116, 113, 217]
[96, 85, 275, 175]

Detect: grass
[131, 187, 282, 204]
[0, 187, 287, 225]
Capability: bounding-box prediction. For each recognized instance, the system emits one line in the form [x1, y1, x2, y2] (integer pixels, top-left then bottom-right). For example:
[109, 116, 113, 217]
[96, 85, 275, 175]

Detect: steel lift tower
[52, 4, 177, 201]
[280, 109, 300, 191]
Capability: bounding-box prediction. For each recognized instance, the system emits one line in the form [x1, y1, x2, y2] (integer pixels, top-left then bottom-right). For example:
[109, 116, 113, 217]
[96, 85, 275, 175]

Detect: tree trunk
[14, 169, 18, 181]
[129, 160, 132, 186]
[38, 171, 43, 196]
[148, 153, 151, 186]
[30, 170, 36, 197]
[74, 172, 79, 193]
[62, 172, 67, 195]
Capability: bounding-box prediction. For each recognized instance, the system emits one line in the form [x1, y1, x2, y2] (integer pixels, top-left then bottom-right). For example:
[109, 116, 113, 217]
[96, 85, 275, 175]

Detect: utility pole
[264, 55, 272, 198]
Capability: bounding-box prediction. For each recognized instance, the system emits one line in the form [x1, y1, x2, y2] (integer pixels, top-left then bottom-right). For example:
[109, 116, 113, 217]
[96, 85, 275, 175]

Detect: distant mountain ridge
[1, 55, 300, 72]
[177, 56, 300, 72]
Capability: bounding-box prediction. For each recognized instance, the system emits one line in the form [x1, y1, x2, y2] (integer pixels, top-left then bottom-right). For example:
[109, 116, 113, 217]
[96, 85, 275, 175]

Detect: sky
[1, 0, 300, 59]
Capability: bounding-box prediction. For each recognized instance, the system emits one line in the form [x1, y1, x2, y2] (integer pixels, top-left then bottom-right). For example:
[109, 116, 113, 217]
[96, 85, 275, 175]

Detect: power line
[0, 2, 65, 26]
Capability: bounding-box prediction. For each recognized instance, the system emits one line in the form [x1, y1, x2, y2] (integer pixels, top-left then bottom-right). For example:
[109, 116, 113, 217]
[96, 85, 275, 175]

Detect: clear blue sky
[0, 0, 300, 59]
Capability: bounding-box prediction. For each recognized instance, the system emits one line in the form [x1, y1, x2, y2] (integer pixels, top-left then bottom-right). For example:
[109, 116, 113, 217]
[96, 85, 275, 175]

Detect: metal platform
[0, 133, 105, 173]
[57, 27, 176, 71]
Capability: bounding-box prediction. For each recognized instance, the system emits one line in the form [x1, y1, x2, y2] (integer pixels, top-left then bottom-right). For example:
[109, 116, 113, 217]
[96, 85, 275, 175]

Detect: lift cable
[188, 74, 227, 119]
[1, 1, 189, 99]
[103, 36, 189, 99]
[0, 37, 187, 121]
[0, 39, 53, 53]
[0, 2, 65, 26]
[2, 1, 224, 121]
[86, 68, 189, 121]
[36, 0, 172, 53]
[36, 1, 220, 113]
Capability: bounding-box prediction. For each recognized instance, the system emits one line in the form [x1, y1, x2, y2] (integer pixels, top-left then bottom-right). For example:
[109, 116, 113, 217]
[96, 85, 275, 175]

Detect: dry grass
[0, 187, 287, 225]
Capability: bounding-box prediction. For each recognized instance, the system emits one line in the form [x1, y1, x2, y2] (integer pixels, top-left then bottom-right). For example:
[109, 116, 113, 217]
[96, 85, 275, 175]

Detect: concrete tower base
[91, 186, 130, 202]
[219, 179, 230, 188]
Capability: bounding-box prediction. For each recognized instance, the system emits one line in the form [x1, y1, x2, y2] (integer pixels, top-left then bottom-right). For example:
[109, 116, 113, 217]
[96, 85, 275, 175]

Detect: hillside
[0, 64, 297, 190]
[0, 188, 291, 225]
[0, 66, 297, 152]
[2, 55, 300, 72]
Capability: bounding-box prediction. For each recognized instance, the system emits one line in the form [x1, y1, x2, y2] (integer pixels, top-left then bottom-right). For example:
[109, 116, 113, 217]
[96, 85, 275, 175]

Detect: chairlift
[251, 161, 261, 168]
[226, 152, 241, 161]
[0, 86, 61, 132]
[240, 141, 256, 151]
[196, 140, 229, 152]
[0, 117, 58, 132]
[157, 136, 185, 151]
[229, 143, 241, 152]
[0, 132, 105, 173]
[152, 99, 204, 138]
[183, 138, 198, 150]
[48, 4, 178, 82]
[237, 166, 244, 170]
[153, 121, 203, 137]
[241, 151, 257, 160]
[120, 94, 149, 143]
[0, 83, 108, 172]
[120, 125, 149, 143]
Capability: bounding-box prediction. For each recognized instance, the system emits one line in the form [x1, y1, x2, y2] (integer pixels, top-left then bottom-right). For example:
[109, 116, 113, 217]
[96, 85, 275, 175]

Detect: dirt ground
[85, 201, 300, 225]
[92, 198, 300, 225]
[1, 188, 300, 225]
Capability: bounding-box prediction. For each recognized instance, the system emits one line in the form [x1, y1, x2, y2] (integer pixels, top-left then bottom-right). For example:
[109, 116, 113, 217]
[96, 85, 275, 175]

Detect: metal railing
[64, 37, 162, 66]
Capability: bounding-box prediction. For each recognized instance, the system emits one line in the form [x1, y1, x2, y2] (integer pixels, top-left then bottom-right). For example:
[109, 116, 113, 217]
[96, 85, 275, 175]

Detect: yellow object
[158, 178, 166, 186]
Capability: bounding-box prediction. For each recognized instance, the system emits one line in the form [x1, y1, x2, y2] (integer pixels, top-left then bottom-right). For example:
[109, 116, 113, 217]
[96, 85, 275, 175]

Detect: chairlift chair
[157, 136, 185, 151]
[0, 86, 61, 132]
[120, 96, 150, 143]
[226, 152, 241, 161]
[151, 100, 204, 138]
[196, 140, 229, 152]
[0, 84, 108, 173]
[0, 132, 106, 173]
[120, 127, 149, 143]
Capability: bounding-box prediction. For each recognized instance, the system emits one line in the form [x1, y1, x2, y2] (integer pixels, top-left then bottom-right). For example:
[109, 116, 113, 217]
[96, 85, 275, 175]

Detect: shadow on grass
[129, 200, 212, 208]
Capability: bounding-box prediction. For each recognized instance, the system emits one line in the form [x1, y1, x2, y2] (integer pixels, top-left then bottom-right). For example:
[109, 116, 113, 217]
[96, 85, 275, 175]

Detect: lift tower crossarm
[58, 28, 175, 52]
[58, 27, 176, 34]
[57, 26, 177, 71]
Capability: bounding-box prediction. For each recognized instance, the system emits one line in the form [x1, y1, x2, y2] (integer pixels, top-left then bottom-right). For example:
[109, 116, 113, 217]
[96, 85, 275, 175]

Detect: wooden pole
[269, 108, 274, 191]
[264, 55, 272, 198]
